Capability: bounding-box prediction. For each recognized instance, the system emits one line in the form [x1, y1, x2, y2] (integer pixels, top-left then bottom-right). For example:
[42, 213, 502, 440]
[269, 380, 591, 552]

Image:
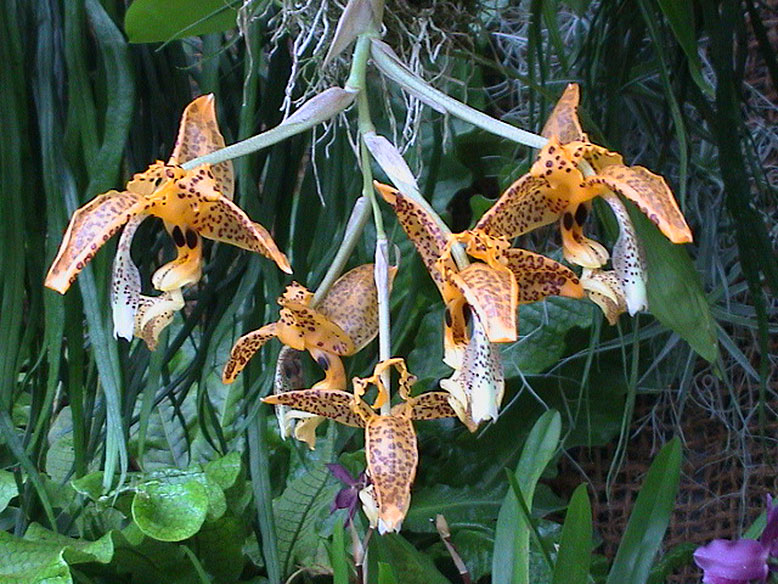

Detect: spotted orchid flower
[475, 83, 693, 271]
[263, 358, 458, 534]
[223, 264, 396, 393]
[376, 182, 582, 430]
[45, 95, 291, 348]
[376, 183, 583, 366]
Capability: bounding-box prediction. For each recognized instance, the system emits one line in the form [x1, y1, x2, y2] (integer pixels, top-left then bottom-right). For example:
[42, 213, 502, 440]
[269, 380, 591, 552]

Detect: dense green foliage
[1, 0, 775, 582]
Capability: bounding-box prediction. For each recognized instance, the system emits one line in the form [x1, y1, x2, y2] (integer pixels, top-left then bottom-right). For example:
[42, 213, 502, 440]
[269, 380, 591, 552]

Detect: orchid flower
[223, 264, 396, 393]
[326, 463, 371, 526]
[264, 358, 459, 534]
[694, 496, 778, 584]
[475, 83, 692, 271]
[376, 182, 582, 429]
[45, 95, 291, 348]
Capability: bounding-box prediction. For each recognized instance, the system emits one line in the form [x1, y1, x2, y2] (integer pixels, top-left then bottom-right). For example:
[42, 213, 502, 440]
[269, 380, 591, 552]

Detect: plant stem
[350, 34, 393, 414]
[370, 40, 548, 150]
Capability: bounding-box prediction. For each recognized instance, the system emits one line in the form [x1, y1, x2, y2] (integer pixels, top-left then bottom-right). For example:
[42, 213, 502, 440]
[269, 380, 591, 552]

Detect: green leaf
[273, 438, 339, 576]
[493, 410, 561, 584]
[0, 524, 114, 584]
[194, 515, 248, 583]
[551, 484, 592, 584]
[376, 534, 451, 584]
[606, 437, 681, 584]
[404, 484, 504, 533]
[132, 479, 209, 542]
[449, 529, 494, 582]
[656, 0, 714, 97]
[631, 208, 718, 363]
[0, 470, 17, 513]
[378, 562, 399, 584]
[204, 451, 241, 491]
[124, 0, 240, 43]
[330, 519, 348, 584]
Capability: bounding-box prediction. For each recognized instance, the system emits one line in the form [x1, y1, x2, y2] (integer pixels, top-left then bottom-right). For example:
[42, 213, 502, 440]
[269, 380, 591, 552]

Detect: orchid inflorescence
[45, 70, 692, 533]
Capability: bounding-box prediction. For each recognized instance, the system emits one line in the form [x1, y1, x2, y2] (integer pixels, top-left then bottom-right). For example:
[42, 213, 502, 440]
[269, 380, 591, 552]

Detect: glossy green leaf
[376, 534, 451, 584]
[124, 0, 240, 43]
[631, 208, 718, 363]
[404, 484, 504, 533]
[132, 480, 209, 542]
[551, 483, 592, 584]
[493, 410, 561, 584]
[606, 437, 681, 584]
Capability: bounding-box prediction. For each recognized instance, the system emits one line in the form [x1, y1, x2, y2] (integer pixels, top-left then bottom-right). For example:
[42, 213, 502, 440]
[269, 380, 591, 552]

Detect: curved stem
[370, 40, 548, 150]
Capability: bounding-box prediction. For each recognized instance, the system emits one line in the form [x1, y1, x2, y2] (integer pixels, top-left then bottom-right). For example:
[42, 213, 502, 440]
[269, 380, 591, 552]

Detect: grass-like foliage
[1, 0, 775, 583]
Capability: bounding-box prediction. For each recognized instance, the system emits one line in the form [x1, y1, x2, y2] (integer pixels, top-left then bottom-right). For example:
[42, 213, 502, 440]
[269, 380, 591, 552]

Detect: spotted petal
[222, 323, 279, 383]
[168, 95, 234, 200]
[440, 314, 504, 430]
[366, 415, 418, 534]
[602, 193, 647, 315]
[474, 172, 565, 240]
[559, 201, 610, 268]
[276, 302, 355, 355]
[585, 164, 692, 244]
[502, 248, 584, 302]
[317, 263, 397, 351]
[45, 190, 145, 294]
[134, 288, 185, 350]
[376, 182, 455, 289]
[262, 389, 369, 428]
[541, 83, 586, 144]
[151, 225, 203, 291]
[449, 263, 518, 343]
[581, 269, 627, 325]
[111, 214, 146, 340]
[405, 391, 459, 421]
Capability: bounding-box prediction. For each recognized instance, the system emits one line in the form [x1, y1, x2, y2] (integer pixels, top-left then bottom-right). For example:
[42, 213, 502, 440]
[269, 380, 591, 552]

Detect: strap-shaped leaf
[45, 190, 145, 294]
[541, 83, 586, 144]
[222, 323, 279, 383]
[262, 389, 368, 428]
[449, 263, 518, 343]
[586, 164, 692, 244]
[168, 94, 234, 200]
[365, 415, 418, 534]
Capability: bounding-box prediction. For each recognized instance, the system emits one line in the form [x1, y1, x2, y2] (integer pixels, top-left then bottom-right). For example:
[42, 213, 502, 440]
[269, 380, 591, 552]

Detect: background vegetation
[0, 0, 775, 582]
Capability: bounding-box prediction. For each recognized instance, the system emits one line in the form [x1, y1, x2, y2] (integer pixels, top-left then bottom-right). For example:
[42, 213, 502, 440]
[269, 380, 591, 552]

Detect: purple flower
[327, 463, 369, 525]
[694, 496, 778, 584]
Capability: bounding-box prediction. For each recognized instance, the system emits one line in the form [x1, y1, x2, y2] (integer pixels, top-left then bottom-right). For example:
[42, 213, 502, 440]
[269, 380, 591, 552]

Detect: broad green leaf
[195, 515, 248, 583]
[378, 562, 399, 584]
[273, 438, 339, 576]
[449, 529, 494, 582]
[606, 437, 681, 584]
[204, 451, 242, 491]
[0, 471, 17, 513]
[404, 484, 504, 533]
[630, 209, 718, 362]
[503, 298, 593, 376]
[376, 534, 451, 584]
[551, 483, 592, 584]
[124, 0, 240, 43]
[493, 410, 561, 584]
[132, 479, 209, 542]
[45, 407, 75, 483]
[0, 524, 114, 584]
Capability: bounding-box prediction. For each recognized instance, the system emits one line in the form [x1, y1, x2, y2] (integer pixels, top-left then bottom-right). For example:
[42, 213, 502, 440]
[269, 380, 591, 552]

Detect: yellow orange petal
[581, 269, 627, 325]
[45, 190, 145, 294]
[262, 389, 368, 428]
[376, 182, 455, 289]
[276, 302, 355, 355]
[168, 95, 234, 200]
[501, 248, 584, 302]
[450, 263, 518, 343]
[559, 203, 610, 268]
[585, 164, 693, 244]
[134, 288, 186, 351]
[366, 415, 417, 534]
[308, 348, 347, 391]
[222, 323, 278, 383]
[405, 391, 459, 421]
[151, 225, 203, 291]
[541, 83, 586, 144]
